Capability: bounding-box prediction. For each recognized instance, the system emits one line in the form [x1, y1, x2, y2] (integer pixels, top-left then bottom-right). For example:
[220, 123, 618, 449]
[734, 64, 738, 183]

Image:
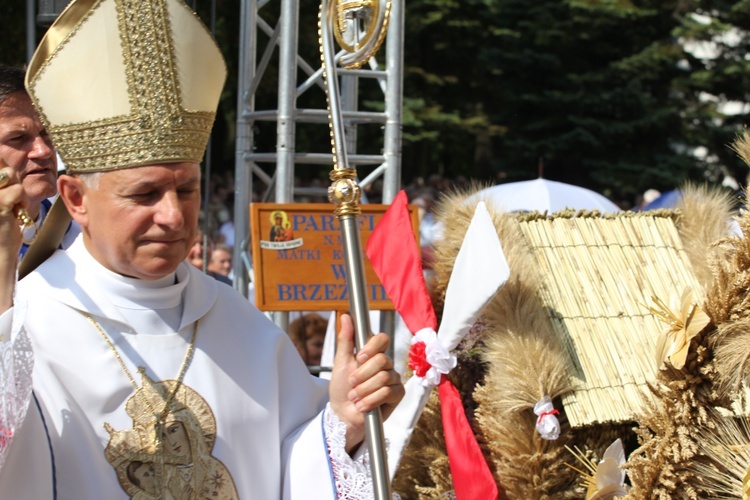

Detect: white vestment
[0, 237, 371, 499]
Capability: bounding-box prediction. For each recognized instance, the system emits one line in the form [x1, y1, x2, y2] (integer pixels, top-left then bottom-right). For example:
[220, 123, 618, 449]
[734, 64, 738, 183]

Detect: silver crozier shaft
[319, 0, 392, 498]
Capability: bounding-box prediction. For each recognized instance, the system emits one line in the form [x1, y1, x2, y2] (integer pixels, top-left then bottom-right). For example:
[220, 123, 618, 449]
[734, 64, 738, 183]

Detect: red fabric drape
[439, 378, 499, 499]
[366, 190, 437, 333]
[366, 190, 500, 500]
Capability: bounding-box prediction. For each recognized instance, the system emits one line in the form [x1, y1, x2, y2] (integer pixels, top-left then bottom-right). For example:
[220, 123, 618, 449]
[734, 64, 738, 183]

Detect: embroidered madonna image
[104, 372, 238, 499]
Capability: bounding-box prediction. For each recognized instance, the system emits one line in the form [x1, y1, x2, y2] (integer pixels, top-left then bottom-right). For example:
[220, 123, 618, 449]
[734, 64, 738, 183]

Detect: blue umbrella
[641, 189, 681, 211]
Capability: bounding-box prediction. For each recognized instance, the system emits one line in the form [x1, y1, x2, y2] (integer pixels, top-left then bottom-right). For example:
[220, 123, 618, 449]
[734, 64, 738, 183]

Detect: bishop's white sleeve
[281, 404, 381, 500]
[281, 407, 337, 500]
[0, 306, 53, 498]
[323, 404, 381, 499]
[273, 315, 388, 499]
[0, 307, 34, 472]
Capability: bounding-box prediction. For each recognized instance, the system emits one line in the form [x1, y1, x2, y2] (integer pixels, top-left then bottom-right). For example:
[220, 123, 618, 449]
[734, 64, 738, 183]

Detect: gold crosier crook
[318, 0, 392, 499]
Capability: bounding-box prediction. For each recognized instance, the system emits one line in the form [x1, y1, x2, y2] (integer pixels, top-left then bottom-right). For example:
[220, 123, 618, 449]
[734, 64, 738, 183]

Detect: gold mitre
[25, 0, 227, 173]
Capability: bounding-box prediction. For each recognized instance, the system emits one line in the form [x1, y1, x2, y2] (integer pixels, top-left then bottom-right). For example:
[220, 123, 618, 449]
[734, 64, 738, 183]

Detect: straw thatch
[392, 181, 742, 498]
[517, 210, 705, 427]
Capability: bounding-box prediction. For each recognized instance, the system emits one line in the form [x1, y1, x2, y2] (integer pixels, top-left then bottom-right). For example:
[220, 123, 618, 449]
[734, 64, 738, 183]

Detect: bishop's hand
[328, 313, 404, 454]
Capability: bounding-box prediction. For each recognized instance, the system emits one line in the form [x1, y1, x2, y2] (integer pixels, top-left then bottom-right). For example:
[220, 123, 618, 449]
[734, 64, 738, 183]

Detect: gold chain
[84, 313, 198, 424]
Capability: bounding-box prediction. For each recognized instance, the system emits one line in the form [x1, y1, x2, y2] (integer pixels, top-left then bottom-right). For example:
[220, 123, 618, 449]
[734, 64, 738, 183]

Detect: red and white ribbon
[367, 191, 510, 499]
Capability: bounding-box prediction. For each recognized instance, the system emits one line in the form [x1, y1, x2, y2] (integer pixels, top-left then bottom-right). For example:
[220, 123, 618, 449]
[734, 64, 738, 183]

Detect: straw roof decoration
[516, 209, 704, 427]
[391, 180, 745, 498]
[394, 189, 626, 497]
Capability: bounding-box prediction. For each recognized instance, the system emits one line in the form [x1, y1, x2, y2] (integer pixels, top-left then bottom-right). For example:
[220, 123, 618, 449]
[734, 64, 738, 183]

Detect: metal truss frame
[232, 0, 404, 303]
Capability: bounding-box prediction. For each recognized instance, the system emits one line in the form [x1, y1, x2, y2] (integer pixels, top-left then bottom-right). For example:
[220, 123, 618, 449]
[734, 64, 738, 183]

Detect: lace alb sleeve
[324, 404, 400, 500]
[0, 303, 34, 472]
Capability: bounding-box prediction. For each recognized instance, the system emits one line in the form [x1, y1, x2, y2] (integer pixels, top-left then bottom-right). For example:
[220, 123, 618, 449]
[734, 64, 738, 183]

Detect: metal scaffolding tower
[232, 0, 405, 306]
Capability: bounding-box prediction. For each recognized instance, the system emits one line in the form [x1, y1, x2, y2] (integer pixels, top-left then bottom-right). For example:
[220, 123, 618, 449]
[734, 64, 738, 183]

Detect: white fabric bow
[534, 395, 560, 440]
[410, 328, 457, 387]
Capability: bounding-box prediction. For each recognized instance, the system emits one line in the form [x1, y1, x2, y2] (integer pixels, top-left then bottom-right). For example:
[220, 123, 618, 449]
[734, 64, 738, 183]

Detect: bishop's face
[68, 162, 201, 280]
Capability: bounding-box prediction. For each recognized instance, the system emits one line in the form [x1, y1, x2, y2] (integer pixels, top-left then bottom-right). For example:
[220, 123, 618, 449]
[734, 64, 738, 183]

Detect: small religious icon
[104, 373, 239, 499]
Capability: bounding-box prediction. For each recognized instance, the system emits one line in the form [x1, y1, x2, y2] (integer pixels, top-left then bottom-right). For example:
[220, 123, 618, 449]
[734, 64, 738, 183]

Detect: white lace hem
[324, 404, 400, 500]
[0, 304, 34, 473]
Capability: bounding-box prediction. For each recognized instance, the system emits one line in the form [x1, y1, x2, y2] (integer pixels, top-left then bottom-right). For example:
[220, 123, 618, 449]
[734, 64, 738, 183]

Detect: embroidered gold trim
[27, 0, 221, 172]
[104, 374, 239, 499]
[86, 314, 239, 498]
[84, 313, 197, 423]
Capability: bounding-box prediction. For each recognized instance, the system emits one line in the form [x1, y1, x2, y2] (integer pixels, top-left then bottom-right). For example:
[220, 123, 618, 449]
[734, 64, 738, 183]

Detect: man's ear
[57, 174, 88, 227]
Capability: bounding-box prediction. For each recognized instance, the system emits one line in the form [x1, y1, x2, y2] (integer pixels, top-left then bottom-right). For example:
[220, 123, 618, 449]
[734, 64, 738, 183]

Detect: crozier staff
[0, 0, 403, 498]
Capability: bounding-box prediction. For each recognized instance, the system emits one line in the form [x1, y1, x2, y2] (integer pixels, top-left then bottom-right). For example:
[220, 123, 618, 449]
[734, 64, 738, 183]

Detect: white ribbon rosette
[409, 328, 457, 387]
[534, 395, 561, 440]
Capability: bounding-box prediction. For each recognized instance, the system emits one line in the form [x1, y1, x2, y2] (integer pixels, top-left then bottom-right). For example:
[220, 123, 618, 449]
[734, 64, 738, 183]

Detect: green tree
[401, 0, 750, 200]
[6, 0, 750, 201]
[673, 1, 750, 188]
[401, 0, 507, 183]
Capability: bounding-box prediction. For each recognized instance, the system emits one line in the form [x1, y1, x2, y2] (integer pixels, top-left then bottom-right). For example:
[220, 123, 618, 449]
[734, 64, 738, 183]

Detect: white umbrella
[469, 177, 621, 213]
